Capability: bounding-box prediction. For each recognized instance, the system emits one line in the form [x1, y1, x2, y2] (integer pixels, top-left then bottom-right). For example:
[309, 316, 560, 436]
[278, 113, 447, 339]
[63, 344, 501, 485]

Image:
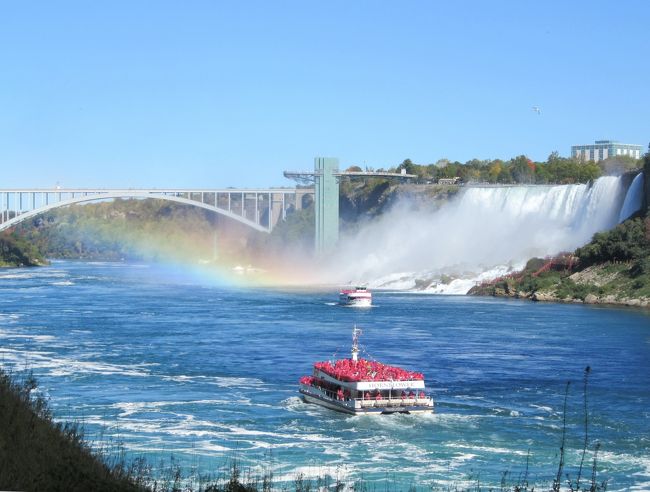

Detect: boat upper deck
[312, 358, 425, 390]
[339, 286, 369, 294]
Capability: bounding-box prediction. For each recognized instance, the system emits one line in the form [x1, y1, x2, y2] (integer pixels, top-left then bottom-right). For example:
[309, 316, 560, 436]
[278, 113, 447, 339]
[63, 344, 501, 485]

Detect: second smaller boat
[339, 286, 372, 307]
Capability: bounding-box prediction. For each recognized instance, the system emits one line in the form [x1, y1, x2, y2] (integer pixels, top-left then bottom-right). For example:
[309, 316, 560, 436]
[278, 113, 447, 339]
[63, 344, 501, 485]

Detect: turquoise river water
[0, 261, 649, 490]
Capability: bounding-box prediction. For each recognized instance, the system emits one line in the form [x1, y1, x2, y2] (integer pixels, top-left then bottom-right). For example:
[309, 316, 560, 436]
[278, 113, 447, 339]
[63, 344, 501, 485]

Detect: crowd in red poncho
[313, 358, 424, 382]
[299, 376, 315, 385]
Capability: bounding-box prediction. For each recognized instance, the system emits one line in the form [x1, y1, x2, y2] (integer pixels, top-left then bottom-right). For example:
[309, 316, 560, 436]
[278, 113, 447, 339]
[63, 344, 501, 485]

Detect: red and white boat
[299, 327, 434, 415]
[339, 286, 372, 307]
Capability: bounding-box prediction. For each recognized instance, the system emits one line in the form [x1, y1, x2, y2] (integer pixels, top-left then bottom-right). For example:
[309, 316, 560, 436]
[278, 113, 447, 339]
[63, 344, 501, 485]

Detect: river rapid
[1, 261, 649, 490]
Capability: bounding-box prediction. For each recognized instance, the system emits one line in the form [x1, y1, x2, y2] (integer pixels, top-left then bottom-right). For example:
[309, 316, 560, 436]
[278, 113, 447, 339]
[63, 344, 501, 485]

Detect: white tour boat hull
[300, 387, 434, 415]
[339, 294, 372, 307]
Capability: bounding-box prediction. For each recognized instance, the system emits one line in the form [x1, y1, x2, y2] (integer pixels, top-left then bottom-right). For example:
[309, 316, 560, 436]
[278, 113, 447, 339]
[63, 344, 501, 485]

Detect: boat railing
[302, 382, 432, 407]
[355, 396, 432, 407]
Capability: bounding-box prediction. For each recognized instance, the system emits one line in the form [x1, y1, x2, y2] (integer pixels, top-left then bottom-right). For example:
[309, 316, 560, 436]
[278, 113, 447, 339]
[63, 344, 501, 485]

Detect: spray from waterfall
[314, 176, 626, 293]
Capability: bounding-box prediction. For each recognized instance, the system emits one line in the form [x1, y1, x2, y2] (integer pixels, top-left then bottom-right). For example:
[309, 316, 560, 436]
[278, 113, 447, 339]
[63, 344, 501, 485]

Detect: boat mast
[352, 326, 362, 361]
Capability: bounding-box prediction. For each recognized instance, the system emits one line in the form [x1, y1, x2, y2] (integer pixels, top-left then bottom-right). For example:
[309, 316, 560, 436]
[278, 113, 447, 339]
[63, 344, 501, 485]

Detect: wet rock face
[624, 298, 642, 307]
[531, 291, 557, 302]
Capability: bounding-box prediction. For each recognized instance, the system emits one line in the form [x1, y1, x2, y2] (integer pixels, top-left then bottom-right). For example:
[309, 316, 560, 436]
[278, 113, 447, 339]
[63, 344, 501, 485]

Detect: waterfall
[618, 172, 645, 222]
[321, 176, 627, 292]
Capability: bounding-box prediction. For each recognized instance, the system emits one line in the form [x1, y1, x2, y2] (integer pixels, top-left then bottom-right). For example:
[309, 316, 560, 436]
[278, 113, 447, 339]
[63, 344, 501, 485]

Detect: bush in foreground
[0, 368, 143, 492]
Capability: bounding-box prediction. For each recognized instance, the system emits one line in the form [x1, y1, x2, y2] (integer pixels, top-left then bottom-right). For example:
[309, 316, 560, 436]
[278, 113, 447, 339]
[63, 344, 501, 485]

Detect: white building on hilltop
[571, 140, 642, 162]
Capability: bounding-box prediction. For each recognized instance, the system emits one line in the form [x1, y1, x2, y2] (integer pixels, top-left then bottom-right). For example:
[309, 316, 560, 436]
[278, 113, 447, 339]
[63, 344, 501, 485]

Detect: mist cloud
[313, 177, 624, 292]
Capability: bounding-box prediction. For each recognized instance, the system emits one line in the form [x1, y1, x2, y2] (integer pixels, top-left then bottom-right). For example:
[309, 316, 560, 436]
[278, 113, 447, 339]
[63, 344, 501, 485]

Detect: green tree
[576, 218, 649, 267]
[397, 159, 416, 175]
[599, 155, 643, 174]
[0, 232, 45, 267]
[487, 161, 502, 182]
[510, 155, 535, 183]
[535, 163, 553, 184]
[497, 165, 513, 183]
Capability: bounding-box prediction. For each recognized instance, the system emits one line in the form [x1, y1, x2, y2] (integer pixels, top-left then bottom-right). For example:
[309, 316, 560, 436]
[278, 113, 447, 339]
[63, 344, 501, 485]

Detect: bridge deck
[0, 188, 313, 233]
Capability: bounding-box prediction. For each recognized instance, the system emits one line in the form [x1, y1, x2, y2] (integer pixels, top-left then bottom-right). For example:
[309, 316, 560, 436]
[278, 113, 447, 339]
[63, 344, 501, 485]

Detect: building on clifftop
[572, 140, 642, 162]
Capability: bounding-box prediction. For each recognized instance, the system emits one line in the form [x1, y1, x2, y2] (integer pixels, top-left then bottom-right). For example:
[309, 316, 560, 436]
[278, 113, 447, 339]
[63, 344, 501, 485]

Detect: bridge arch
[0, 191, 275, 233]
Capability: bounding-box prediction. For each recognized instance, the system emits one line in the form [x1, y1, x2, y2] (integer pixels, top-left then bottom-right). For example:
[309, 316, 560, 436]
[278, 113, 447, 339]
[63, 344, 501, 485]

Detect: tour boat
[339, 286, 372, 307]
[299, 327, 434, 415]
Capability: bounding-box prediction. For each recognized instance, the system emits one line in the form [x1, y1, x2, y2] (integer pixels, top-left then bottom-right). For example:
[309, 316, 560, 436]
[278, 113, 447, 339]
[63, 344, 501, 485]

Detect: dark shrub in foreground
[0, 368, 143, 492]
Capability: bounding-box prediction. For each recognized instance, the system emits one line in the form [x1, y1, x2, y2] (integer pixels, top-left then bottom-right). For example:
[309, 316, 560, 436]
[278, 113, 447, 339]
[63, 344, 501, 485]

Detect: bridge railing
[0, 188, 313, 233]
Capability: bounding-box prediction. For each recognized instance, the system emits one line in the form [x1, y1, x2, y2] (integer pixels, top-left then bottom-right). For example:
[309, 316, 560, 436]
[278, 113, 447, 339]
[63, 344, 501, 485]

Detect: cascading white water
[618, 172, 645, 222]
[320, 176, 626, 293]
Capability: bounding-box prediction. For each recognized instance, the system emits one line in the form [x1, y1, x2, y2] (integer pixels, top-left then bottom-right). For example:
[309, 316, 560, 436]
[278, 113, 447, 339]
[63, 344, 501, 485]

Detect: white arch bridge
[0, 188, 315, 233]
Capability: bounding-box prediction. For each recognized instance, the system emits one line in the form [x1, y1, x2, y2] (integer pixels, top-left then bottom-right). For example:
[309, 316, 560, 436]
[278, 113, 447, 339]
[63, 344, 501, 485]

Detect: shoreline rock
[517, 290, 649, 308]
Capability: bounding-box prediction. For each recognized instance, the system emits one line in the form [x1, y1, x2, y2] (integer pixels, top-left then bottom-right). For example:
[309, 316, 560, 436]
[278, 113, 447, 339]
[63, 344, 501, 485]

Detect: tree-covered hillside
[13, 198, 264, 265]
[469, 217, 650, 305]
[0, 232, 47, 267]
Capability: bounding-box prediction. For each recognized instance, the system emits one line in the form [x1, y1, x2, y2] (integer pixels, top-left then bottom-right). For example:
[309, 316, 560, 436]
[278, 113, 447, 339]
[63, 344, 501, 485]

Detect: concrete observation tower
[284, 158, 415, 254]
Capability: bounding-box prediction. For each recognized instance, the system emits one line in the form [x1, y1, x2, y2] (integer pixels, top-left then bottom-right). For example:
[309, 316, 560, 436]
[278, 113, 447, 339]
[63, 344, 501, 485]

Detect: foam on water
[0, 332, 56, 342]
[0, 270, 68, 279]
[111, 400, 241, 417]
[162, 374, 267, 389]
[0, 347, 154, 378]
[192, 440, 232, 454]
[597, 450, 650, 482]
[274, 464, 352, 484]
[445, 442, 530, 456]
[529, 404, 554, 414]
[282, 396, 323, 416]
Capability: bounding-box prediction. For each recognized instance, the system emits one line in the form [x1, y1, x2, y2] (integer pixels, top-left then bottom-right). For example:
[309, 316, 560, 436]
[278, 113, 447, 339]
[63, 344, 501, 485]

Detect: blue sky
[1, 1, 648, 188]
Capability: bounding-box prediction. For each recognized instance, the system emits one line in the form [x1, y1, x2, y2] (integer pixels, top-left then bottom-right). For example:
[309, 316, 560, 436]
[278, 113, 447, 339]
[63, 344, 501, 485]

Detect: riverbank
[0, 232, 47, 267]
[470, 262, 650, 308]
[469, 217, 650, 308]
[0, 368, 142, 491]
